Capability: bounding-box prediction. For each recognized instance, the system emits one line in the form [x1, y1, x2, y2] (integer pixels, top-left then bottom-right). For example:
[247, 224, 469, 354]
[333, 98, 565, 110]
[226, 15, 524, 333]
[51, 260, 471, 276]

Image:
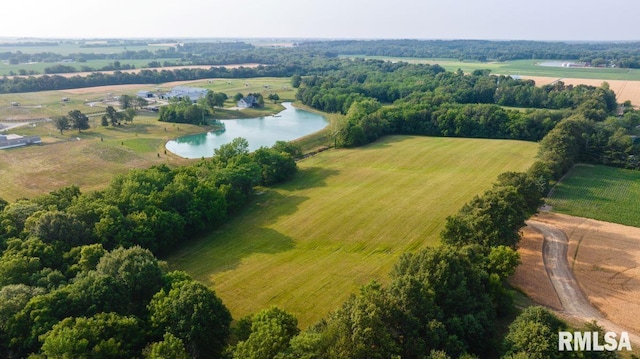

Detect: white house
[237, 95, 259, 108]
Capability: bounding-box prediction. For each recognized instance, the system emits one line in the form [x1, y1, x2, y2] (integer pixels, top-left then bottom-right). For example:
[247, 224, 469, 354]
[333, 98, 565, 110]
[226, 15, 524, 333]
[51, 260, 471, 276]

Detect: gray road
[528, 220, 640, 345]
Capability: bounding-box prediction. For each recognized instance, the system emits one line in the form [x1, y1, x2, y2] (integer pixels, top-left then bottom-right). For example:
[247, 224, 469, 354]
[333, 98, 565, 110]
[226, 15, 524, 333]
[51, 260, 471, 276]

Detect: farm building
[0, 134, 42, 150]
[237, 95, 260, 108]
[161, 86, 209, 102]
[137, 90, 154, 98]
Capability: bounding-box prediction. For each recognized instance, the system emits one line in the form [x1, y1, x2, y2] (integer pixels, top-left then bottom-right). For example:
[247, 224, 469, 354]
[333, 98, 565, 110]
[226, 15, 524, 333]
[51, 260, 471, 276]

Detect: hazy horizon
[1, 0, 638, 42]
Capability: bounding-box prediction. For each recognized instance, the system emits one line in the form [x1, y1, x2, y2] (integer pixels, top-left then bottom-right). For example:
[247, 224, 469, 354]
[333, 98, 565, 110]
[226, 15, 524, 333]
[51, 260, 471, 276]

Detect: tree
[234, 307, 300, 359]
[53, 116, 70, 135]
[233, 92, 244, 102]
[124, 108, 136, 123]
[68, 110, 90, 133]
[119, 94, 132, 109]
[105, 105, 118, 126]
[267, 93, 280, 103]
[96, 246, 164, 315]
[291, 74, 302, 88]
[40, 313, 145, 359]
[212, 137, 250, 168]
[134, 96, 149, 110]
[148, 280, 231, 359]
[144, 332, 190, 359]
[101, 115, 109, 127]
[205, 90, 227, 108]
[503, 306, 569, 359]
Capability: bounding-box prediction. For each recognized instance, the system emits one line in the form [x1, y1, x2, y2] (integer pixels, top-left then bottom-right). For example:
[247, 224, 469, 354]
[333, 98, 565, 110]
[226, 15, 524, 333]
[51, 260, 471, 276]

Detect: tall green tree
[148, 280, 231, 359]
[40, 312, 145, 359]
[234, 307, 300, 359]
[53, 116, 70, 135]
[68, 110, 90, 133]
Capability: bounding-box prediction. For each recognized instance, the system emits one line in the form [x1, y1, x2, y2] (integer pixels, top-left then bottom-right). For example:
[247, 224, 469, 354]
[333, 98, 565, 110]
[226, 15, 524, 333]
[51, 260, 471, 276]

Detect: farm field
[167, 135, 539, 327]
[514, 212, 640, 334]
[0, 76, 294, 121]
[546, 164, 640, 227]
[349, 57, 640, 81]
[0, 58, 185, 76]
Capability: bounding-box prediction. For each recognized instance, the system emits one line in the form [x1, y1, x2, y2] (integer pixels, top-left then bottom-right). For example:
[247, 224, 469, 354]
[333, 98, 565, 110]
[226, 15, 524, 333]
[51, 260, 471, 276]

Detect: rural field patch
[516, 213, 640, 334]
[546, 164, 640, 227]
[168, 135, 538, 326]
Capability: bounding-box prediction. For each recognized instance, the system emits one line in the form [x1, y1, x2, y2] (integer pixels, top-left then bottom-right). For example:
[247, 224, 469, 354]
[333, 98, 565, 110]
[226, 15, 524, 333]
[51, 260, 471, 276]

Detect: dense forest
[1, 44, 638, 357]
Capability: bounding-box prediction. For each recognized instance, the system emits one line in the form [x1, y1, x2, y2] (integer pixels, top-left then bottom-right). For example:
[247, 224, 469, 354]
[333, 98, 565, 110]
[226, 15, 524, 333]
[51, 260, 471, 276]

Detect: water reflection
[165, 102, 328, 159]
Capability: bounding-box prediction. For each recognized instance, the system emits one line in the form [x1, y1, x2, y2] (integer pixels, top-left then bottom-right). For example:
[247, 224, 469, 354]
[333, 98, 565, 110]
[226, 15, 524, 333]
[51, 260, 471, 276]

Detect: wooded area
[1, 40, 637, 358]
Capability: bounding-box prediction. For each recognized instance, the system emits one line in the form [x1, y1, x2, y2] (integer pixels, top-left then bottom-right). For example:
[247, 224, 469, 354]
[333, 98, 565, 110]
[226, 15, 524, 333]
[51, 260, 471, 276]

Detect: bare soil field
[513, 212, 640, 332]
[509, 225, 562, 310]
[520, 76, 640, 106]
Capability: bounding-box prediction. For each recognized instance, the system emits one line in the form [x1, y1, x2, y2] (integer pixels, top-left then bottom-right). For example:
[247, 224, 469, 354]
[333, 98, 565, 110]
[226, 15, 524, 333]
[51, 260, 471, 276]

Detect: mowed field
[168, 135, 538, 326]
[0, 113, 200, 201]
[546, 164, 640, 227]
[0, 76, 293, 121]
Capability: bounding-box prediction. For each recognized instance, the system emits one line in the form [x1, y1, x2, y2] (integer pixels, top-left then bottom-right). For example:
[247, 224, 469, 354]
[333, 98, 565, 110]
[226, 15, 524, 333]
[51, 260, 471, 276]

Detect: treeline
[294, 60, 628, 153]
[0, 138, 300, 357]
[297, 39, 640, 68]
[0, 65, 293, 93]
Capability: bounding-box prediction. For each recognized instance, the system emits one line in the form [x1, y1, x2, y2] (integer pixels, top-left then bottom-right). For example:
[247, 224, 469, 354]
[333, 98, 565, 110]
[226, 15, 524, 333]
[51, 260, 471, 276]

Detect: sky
[1, 0, 638, 41]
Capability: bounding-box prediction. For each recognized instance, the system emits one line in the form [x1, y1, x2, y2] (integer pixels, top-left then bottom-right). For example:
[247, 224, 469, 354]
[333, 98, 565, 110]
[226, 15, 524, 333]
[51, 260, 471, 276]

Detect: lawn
[546, 164, 640, 227]
[0, 113, 203, 201]
[167, 135, 539, 327]
[0, 77, 295, 121]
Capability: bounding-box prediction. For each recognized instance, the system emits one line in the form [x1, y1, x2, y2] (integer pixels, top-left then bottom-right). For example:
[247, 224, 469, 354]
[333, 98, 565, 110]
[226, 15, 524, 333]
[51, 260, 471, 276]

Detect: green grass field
[346, 56, 640, 81]
[0, 77, 295, 121]
[546, 164, 640, 227]
[167, 136, 538, 326]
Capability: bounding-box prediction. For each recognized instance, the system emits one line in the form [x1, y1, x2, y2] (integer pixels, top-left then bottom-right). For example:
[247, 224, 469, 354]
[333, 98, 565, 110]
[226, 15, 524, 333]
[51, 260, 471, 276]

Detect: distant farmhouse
[160, 86, 209, 103]
[0, 134, 41, 150]
[237, 95, 260, 108]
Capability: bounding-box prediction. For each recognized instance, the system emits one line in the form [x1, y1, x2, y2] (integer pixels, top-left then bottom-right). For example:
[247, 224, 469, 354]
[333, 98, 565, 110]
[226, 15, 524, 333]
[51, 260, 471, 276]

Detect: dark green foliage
[68, 109, 90, 133]
[53, 116, 70, 135]
[149, 280, 231, 359]
[234, 306, 300, 359]
[40, 312, 145, 359]
[158, 97, 208, 124]
[144, 332, 190, 359]
[503, 306, 569, 359]
[441, 186, 528, 248]
[205, 90, 228, 108]
[252, 147, 297, 185]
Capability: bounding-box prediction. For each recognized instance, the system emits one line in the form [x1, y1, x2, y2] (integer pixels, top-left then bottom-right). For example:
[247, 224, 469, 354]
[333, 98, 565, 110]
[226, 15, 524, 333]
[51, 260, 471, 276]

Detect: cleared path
[528, 220, 640, 345]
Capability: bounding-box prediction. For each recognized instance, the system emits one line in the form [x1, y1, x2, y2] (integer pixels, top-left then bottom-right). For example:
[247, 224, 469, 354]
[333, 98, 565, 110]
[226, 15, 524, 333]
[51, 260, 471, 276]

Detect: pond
[165, 102, 328, 159]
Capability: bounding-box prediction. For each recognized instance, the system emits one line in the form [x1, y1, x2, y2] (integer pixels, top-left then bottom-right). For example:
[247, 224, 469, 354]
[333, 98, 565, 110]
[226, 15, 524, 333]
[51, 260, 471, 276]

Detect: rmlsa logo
[559, 331, 632, 351]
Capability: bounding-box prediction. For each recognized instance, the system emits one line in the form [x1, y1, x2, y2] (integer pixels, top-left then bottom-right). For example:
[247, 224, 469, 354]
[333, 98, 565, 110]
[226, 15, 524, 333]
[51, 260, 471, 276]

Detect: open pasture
[167, 135, 538, 326]
[349, 57, 640, 81]
[0, 112, 203, 201]
[546, 164, 640, 227]
[0, 76, 295, 121]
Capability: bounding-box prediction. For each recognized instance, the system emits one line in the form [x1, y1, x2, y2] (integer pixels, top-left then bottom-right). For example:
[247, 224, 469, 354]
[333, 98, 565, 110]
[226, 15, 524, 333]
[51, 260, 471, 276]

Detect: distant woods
[4, 39, 640, 94]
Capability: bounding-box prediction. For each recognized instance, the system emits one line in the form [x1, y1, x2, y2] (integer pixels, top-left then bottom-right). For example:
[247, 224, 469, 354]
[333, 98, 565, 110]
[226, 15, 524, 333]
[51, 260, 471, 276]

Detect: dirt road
[528, 220, 640, 344]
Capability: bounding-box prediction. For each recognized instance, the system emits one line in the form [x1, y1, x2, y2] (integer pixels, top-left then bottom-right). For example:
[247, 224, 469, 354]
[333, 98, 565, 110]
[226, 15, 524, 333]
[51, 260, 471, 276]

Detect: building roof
[165, 86, 209, 101]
